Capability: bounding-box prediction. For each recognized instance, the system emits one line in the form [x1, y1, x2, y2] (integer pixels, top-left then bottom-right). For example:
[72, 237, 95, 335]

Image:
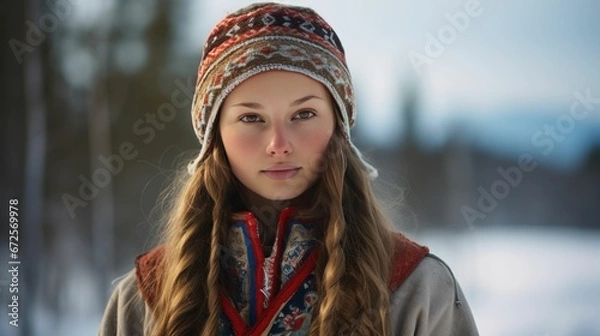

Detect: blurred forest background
[1, 0, 599, 335]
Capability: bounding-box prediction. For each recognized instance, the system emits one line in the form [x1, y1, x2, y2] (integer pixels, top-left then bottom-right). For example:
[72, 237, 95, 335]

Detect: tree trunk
[88, 28, 116, 313]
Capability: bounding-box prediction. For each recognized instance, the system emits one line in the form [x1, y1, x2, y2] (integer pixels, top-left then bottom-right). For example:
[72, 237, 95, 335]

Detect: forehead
[222, 70, 331, 104]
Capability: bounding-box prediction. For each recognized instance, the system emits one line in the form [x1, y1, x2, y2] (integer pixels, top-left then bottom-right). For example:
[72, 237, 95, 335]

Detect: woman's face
[219, 70, 335, 201]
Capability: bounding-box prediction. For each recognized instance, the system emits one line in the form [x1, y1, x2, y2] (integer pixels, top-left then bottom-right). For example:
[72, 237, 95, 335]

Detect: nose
[266, 123, 293, 157]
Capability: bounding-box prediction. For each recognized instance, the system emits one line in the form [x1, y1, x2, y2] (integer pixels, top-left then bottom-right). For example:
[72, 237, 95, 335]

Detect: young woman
[98, 3, 479, 335]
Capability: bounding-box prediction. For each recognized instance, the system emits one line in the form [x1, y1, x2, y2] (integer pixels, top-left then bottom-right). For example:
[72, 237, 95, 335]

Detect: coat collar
[219, 207, 319, 330]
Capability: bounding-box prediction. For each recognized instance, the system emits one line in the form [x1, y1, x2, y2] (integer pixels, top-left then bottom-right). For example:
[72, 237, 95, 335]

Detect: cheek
[225, 134, 252, 152]
[221, 131, 260, 166]
[306, 122, 334, 151]
[306, 131, 331, 152]
[302, 129, 333, 172]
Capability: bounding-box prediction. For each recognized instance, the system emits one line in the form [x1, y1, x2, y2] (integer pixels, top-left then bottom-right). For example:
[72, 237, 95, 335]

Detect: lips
[261, 165, 301, 180]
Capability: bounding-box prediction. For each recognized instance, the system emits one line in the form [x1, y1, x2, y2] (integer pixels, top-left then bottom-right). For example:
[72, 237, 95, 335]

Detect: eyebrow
[230, 95, 323, 109]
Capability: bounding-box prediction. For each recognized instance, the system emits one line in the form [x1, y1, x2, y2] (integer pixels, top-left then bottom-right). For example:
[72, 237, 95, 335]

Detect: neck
[237, 184, 316, 253]
[239, 187, 314, 226]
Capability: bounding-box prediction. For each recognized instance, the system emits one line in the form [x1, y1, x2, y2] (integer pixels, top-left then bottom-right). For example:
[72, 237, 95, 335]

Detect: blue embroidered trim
[237, 221, 258, 325]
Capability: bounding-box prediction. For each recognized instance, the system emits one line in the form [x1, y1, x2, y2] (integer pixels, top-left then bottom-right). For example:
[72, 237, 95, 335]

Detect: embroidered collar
[219, 207, 320, 334]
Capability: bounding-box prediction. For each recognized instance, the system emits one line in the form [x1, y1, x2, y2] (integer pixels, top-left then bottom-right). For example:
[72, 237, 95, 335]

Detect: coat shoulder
[389, 255, 480, 335]
[135, 245, 165, 309]
[388, 232, 430, 292]
[98, 270, 149, 335]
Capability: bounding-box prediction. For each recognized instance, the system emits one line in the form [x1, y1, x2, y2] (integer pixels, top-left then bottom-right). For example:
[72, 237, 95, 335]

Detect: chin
[263, 193, 298, 202]
[261, 189, 304, 202]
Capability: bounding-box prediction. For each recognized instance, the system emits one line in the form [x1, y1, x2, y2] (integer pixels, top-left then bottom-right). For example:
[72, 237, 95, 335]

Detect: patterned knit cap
[187, 2, 377, 178]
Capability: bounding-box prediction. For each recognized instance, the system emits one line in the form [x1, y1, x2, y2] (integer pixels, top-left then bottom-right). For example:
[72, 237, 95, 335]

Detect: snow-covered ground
[2, 226, 599, 335]
[418, 226, 600, 336]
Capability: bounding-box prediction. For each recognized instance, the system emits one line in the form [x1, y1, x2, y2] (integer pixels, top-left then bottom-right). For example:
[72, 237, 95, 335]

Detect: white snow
[417, 226, 600, 336]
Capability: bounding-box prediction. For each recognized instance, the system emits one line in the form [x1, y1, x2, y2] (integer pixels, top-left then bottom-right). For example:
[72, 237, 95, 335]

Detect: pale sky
[179, 0, 600, 141]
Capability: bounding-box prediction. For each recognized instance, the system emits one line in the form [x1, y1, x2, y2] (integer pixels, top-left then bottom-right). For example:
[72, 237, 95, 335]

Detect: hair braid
[151, 139, 233, 336]
[201, 146, 232, 335]
[150, 167, 211, 335]
[309, 134, 393, 335]
[312, 136, 347, 335]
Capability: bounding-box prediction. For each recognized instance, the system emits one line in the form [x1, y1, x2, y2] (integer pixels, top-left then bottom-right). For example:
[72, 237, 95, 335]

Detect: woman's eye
[293, 110, 316, 120]
[240, 114, 262, 123]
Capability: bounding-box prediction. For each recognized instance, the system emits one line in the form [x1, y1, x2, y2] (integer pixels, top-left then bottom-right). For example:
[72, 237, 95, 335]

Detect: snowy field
[2, 226, 599, 335]
[418, 226, 600, 336]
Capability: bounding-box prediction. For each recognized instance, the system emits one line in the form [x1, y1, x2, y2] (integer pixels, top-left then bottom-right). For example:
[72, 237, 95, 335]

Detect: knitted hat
[187, 2, 377, 178]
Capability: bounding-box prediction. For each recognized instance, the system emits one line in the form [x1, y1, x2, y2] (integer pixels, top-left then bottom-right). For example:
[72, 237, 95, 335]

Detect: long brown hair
[150, 130, 394, 335]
